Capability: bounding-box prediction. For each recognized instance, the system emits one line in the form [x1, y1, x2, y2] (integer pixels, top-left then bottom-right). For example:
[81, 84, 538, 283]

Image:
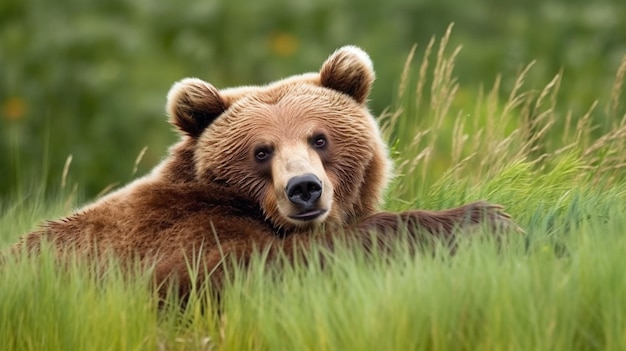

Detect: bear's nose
[285, 173, 322, 207]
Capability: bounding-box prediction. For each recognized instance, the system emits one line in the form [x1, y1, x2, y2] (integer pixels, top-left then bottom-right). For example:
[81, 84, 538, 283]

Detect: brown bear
[12, 46, 516, 298]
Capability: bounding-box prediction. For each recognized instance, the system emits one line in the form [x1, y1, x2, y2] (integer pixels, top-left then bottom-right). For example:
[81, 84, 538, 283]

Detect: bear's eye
[312, 135, 327, 149]
[254, 148, 272, 161]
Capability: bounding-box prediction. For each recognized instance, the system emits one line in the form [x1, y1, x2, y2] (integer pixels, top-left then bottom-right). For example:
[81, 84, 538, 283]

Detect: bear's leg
[265, 201, 519, 266]
[350, 201, 520, 250]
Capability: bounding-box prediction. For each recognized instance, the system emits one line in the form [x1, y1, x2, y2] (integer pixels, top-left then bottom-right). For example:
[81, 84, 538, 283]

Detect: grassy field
[2, 30, 626, 350]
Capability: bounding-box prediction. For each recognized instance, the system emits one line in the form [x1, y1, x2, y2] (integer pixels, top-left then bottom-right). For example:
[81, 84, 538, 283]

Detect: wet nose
[285, 173, 322, 207]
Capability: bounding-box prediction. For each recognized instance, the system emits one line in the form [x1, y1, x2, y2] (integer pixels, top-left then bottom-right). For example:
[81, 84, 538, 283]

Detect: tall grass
[2, 28, 626, 350]
[0, 251, 160, 350]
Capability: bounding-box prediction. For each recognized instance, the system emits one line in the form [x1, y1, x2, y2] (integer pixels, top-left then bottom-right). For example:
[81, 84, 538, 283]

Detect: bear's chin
[283, 208, 331, 229]
[288, 208, 328, 222]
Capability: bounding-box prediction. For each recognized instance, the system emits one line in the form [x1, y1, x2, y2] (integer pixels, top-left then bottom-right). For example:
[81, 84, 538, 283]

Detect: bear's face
[166, 46, 392, 231]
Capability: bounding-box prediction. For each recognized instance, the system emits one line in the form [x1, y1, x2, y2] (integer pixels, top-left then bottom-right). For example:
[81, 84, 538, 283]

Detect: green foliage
[2, 14, 626, 351]
[1, 0, 625, 197]
[0, 249, 159, 350]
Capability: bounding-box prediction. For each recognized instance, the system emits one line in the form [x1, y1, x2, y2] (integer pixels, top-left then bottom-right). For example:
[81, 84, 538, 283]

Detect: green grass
[1, 251, 159, 350]
[2, 30, 626, 350]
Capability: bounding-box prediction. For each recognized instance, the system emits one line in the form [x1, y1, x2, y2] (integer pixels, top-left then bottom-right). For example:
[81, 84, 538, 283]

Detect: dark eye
[312, 135, 327, 148]
[255, 147, 272, 161]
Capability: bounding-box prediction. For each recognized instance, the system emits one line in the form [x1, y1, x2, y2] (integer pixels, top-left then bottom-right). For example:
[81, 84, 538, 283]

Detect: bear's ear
[166, 78, 227, 137]
[319, 46, 375, 104]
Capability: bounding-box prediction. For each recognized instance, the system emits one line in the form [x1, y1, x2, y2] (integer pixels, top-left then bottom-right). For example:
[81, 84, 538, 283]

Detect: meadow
[1, 25, 626, 350]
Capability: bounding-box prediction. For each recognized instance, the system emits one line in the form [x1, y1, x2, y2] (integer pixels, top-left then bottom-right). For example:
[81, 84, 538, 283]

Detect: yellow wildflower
[269, 32, 298, 57]
[3, 97, 27, 121]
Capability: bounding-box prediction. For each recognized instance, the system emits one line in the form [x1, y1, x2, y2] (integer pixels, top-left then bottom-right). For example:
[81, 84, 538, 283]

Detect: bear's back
[17, 179, 275, 262]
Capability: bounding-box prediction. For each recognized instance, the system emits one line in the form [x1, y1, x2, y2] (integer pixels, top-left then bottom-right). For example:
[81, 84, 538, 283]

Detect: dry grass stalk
[61, 155, 73, 190]
[608, 54, 626, 120]
[398, 44, 417, 102]
[133, 146, 149, 176]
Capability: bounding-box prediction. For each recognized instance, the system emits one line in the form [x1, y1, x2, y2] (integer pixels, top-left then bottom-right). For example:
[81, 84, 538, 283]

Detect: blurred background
[1, 0, 625, 199]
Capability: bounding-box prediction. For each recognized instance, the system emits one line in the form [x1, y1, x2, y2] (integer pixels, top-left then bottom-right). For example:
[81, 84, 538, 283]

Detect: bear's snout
[285, 173, 322, 208]
[271, 145, 333, 226]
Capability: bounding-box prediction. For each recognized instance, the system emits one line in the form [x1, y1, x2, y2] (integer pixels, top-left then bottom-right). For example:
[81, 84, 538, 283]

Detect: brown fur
[11, 46, 518, 299]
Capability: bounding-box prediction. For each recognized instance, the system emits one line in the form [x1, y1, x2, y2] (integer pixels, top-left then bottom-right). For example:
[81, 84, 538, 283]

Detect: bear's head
[166, 46, 392, 231]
